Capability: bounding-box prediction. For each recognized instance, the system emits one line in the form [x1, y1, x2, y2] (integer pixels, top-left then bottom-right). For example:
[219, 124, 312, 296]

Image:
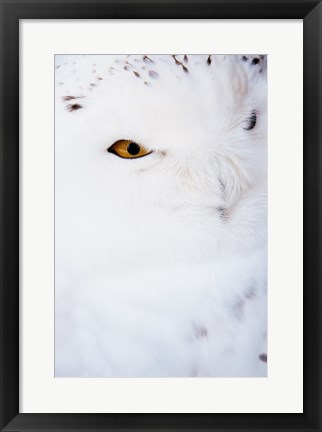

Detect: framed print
[0, 0, 321, 431]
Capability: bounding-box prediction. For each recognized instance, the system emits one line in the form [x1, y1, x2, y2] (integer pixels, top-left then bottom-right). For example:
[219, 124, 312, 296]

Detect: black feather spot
[252, 57, 260, 65]
[182, 64, 189, 73]
[66, 103, 82, 112]
[143, 55, 154, 63]
[172, 55, 189, 73]
[244, 111, 257, 130]
[172, 54, 180, 65]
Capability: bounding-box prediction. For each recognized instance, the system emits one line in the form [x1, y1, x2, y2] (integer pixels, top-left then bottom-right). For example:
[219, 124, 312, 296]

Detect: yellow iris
[108, 140, 152, 159]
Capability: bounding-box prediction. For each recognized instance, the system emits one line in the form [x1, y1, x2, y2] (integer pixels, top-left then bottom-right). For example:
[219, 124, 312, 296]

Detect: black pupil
[127, 142, 140, 156]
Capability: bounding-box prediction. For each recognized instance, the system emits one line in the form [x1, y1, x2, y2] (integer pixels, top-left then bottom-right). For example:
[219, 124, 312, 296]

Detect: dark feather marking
[207, 55, 211, 65]
[195, 326, 208, 339]
[143, 55, 154, 63]
[62, 95, 84, 101]
[172, 55, 189, 73]
[216, 206, 228, 221]
[244, 110, 257, 131]
[252, 57, 260, 65]
[148, 70, 159, 79]
[133, 71, 141, 78]
[182, 64, 189, 73]
[242, 56, 248, 62]
[184, 55, 188, 62]
[172, 54, 181, 65]
[66, 103, 83, 112]
[259, 353, 267, 363]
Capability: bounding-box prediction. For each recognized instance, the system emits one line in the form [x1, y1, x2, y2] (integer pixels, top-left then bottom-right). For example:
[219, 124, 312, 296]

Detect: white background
[20, 20, 303, 413]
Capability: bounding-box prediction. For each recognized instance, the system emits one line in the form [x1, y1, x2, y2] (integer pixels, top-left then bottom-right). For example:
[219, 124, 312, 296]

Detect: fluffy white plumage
[55, 54, 267, 377]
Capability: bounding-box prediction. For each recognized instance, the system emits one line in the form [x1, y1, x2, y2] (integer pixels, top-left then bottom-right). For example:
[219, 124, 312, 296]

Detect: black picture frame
[0, 1, 321, 431]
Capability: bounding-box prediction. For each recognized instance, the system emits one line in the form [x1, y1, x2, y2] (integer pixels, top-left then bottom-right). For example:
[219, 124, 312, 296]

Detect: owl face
[57, 54, 266, 207]
[55, 55, 267, 269]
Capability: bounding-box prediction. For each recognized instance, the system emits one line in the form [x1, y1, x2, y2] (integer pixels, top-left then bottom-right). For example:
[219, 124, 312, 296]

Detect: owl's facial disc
[107, 139, 152, 159]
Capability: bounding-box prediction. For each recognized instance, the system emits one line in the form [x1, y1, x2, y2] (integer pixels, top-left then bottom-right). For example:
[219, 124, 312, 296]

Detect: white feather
[55, 54, 267, 377]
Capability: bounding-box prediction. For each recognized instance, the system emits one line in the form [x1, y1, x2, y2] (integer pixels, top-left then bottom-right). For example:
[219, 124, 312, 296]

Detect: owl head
[55, 54, 267, 269]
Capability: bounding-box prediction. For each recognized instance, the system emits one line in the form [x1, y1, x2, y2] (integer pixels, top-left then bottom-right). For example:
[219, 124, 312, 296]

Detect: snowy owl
[55, 54, 267, 377]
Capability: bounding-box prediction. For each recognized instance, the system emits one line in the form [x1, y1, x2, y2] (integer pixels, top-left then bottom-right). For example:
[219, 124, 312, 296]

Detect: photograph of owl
[55, 54, 267, 377]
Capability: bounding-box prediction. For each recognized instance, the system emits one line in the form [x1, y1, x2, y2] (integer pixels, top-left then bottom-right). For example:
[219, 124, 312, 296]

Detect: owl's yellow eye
[107, 140, 152, 159]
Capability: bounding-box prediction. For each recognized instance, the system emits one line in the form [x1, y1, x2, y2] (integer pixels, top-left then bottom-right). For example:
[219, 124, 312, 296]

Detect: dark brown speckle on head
[62, 95, 81, 101]
[143, 55, 154, 63]
[66, 103, 83, 112]
[172, 55, 189, 73]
